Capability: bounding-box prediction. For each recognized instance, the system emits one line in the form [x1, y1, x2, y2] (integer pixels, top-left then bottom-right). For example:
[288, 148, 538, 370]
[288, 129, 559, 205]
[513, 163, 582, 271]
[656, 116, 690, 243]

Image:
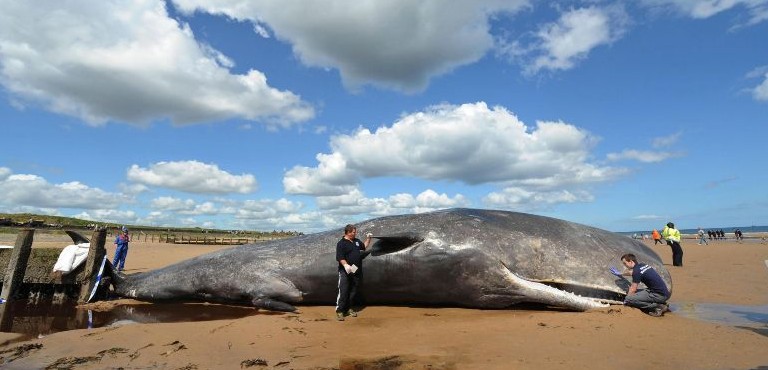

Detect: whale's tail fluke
[65, 230, 90, 245]
[252, 297, 297, 312]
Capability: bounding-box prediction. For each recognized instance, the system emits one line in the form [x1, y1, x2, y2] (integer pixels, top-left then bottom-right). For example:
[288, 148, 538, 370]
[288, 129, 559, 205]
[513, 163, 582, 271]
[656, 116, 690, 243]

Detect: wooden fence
[125, 233, 282, 245]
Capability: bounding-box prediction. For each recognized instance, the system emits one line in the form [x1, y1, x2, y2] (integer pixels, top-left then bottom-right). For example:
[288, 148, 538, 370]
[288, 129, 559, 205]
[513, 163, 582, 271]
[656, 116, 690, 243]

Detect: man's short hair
[621, 253, 637, 263]
[344, 224, 356, 234]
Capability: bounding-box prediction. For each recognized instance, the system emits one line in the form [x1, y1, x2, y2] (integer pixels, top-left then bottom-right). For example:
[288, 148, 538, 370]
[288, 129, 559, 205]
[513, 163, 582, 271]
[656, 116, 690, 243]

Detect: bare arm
[627, 282, 638, 296]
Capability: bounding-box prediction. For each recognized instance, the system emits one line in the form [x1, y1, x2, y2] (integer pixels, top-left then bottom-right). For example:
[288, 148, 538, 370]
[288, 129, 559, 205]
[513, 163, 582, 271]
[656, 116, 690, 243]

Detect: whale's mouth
[536, 281, 625, 305]
[499, 261, 623, 310]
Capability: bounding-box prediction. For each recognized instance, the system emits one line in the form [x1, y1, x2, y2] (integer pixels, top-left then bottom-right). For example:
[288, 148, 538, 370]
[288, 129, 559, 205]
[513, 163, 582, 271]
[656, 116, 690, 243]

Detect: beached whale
[109, 208, 672, 312]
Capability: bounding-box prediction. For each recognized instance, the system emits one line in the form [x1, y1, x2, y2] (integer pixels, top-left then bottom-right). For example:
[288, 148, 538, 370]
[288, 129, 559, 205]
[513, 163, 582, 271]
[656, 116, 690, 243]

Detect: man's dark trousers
[336, 272, 360, 313]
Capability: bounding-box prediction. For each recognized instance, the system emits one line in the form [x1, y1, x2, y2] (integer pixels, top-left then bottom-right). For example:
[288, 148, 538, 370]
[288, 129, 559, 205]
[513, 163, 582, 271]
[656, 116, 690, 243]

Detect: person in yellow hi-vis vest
[662, 222, 683, 267]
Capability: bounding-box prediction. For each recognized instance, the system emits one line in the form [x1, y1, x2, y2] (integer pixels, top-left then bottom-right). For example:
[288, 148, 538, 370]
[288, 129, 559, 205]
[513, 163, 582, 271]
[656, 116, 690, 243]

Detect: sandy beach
[0, 235, 766, 369]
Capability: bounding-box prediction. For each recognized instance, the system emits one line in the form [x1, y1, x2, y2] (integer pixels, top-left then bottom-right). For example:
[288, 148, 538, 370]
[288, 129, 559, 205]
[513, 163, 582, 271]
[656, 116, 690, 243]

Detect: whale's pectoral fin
[252, 297, 297, 312]
[367, 232, 424, 257]
[66, 230, 90, 244]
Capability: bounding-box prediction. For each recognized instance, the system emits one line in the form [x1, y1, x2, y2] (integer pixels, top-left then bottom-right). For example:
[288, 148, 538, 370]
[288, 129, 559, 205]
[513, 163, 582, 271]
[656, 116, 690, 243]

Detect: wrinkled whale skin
[111, 208, 671, 312]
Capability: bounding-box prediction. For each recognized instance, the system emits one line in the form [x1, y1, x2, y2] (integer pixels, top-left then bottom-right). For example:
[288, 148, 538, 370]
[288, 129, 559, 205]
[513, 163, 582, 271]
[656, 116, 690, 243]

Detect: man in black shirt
[335, 224, 372, 321]
[612, 253, 671, 317]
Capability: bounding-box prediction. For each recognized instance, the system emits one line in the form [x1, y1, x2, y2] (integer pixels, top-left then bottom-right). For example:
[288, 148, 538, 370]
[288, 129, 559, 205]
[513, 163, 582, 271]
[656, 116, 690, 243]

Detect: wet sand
[0, 236, 767, 369]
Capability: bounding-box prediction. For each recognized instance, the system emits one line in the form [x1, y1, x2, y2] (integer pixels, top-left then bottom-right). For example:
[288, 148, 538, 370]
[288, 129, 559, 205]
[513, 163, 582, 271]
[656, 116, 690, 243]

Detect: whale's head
[358, 208, 671, 310]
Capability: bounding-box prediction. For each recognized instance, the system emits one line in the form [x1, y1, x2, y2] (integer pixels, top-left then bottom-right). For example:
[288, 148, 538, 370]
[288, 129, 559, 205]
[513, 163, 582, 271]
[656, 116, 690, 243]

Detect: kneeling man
[612, 253, 670, 317]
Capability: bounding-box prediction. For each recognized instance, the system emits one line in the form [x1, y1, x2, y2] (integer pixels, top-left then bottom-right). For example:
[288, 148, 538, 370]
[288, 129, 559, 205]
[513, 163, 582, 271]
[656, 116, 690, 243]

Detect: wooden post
[78, 228, 107, 303]
[0, 229, 34, 333]
[0, 299, 11, 332]
[1, 229, 34, 302]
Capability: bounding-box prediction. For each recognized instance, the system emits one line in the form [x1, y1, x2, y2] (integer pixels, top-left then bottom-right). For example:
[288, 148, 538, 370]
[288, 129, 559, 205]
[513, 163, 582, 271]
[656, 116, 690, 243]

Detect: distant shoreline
[621, 225, 768, 236]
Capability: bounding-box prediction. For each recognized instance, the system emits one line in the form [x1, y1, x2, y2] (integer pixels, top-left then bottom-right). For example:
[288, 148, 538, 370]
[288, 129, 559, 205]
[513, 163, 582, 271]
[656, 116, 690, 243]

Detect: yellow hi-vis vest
[663, 226, 681, 242]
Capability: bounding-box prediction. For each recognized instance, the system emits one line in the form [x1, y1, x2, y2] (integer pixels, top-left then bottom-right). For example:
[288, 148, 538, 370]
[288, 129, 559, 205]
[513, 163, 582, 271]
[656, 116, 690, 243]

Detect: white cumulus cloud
[752, 72, 768, 102]
[314, 188, 469, 216]
[484, 188, 594, 210]
[0, 170, 125, 210]
[149, 196, 217, 215]
[170, 0, 530, 92]
[127, 160, 257, 194]
[0, 0, 314, 127]
[0, 167, 10, 181]
[606, 149, 682, 163]
[641, 0, 768, 25]
[607, 133, 685, 163]
[652, 132, 683, 148]
[505, 6, 629, 74]
[74, 210, 139, 226]
[632, 214, 665, 220]
[284, 102, 622, 209]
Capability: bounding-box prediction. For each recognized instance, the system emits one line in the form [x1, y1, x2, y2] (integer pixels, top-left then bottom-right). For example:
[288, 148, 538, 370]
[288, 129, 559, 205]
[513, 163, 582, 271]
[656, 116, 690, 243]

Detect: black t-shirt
[336, 237, 365, 273]
[632, 263, 670, 297]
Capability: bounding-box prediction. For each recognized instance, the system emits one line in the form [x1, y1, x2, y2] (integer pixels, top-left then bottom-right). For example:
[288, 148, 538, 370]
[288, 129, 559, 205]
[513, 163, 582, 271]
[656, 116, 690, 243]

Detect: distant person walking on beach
[651, 229, 664, 245]
[652, 229, 664, 245]
[735, 229, 744, 243]
[113, 226, 130, 272]
[662, 222, 683, 267]
[697, 227, 709, 245]
[610, 253, 670, 317]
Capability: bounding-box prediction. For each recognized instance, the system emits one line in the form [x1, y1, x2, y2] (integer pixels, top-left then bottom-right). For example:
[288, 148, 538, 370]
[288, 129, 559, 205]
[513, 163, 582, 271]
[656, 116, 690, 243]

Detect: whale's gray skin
[111, 208, 672, 312]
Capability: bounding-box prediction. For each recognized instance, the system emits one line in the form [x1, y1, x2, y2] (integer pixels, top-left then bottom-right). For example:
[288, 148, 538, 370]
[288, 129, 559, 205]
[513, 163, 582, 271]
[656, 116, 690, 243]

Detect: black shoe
[647, 304, 668, 317]
[647, 308, 664, 317]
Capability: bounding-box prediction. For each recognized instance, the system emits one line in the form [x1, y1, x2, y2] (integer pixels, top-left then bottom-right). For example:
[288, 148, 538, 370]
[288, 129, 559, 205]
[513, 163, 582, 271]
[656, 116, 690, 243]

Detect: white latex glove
[343, 264, 353, 274]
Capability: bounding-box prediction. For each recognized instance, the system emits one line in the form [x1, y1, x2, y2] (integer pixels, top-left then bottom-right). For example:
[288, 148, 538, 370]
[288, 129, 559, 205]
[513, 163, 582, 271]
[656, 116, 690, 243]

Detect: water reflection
[0, 300, 261, 337]
[671, 302, 768, 336]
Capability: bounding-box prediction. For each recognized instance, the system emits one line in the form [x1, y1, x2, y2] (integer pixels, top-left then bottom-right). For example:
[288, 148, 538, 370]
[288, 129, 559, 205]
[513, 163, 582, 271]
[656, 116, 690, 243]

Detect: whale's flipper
[252, 297, 297, 312]
[368, 233, 424, 256]
[66, 230, 90, 244]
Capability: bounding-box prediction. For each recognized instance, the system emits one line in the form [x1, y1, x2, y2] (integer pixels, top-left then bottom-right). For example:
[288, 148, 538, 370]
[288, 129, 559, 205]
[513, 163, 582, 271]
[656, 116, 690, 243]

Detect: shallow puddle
[0, 300, 261, 337]
[670, 302, 768, 336]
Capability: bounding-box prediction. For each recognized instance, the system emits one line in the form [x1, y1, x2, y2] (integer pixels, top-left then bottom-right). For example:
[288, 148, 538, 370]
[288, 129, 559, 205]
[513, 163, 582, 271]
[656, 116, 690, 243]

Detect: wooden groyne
[125, 233, 283, 245]
[0, 228, 107, 303]
[163, 235, 266, 245]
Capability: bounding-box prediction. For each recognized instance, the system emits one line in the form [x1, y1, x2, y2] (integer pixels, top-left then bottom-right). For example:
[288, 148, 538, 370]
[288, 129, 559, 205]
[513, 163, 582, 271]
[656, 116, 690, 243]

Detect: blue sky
[1, 0, 766, 233]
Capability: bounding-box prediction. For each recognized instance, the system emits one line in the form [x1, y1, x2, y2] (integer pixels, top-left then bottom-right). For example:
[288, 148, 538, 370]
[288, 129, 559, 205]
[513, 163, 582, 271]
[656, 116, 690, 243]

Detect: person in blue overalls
[113, 226, 130, 272]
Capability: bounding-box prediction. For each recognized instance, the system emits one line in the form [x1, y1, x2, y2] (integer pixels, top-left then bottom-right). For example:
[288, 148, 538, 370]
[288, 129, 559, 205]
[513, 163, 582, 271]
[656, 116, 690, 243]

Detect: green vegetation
[0, 213, 302, 238]
[0, 213, 92, 227]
